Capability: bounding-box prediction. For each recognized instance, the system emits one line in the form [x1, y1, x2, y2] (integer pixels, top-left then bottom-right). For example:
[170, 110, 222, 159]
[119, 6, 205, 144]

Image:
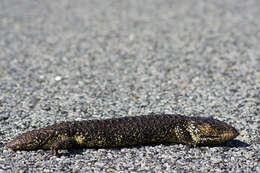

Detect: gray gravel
[0, 0, 259, 172]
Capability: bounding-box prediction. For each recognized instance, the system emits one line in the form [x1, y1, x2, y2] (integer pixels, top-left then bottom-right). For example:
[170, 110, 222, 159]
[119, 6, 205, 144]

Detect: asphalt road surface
[0, 0, 259, 172]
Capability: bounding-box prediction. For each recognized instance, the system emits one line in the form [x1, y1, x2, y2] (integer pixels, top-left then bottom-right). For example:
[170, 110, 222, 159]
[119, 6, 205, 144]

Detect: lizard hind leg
[50, 137, 79, 156]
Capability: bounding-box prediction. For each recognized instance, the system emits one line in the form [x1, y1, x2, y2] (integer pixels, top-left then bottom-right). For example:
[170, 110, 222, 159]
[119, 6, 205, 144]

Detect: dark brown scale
[8, 114, 239, 156]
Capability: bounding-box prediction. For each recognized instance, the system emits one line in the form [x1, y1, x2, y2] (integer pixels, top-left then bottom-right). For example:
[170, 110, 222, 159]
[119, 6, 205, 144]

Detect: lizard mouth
[221, 127, 239, 141]
[201, 127, 239, 145]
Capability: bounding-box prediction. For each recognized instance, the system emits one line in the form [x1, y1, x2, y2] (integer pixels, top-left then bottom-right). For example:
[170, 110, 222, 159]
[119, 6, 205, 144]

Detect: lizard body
[8, 114, 239, 156]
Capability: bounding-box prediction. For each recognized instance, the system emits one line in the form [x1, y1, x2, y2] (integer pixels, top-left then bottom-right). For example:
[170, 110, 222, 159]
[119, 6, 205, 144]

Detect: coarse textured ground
[0, 0, 259, 172]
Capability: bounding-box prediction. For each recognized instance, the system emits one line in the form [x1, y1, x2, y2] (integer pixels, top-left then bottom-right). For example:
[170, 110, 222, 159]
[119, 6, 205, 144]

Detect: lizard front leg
[174, 125, 197, 146]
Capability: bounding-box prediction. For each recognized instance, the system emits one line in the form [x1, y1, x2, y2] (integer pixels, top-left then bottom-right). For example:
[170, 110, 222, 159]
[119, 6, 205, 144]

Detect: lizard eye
[214, 127, 221, 132]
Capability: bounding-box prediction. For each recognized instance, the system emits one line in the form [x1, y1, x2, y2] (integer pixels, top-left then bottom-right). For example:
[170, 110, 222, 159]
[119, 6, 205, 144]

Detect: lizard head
[186, 117, 239, 146]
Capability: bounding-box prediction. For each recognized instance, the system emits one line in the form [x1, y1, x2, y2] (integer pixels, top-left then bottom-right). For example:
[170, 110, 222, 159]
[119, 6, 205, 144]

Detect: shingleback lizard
[8, 114, 239, 156]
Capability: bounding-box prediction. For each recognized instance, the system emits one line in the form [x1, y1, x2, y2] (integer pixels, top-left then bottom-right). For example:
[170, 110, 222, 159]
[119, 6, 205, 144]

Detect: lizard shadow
[198, 139, 249, 148]
[63, 139, 249, 157]
[216, 139, 249, 148]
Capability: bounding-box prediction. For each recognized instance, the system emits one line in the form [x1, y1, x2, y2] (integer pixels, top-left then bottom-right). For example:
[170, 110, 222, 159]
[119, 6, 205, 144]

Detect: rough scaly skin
[8, 114, 239, 156]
